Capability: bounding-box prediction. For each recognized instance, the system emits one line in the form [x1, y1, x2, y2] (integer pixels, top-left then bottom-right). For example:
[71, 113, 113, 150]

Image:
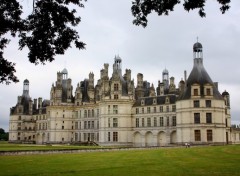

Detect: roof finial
[197, 36, 199, 43]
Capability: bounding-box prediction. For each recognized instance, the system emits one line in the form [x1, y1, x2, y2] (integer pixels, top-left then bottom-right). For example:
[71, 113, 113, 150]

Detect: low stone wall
[0, 146, 180, 156]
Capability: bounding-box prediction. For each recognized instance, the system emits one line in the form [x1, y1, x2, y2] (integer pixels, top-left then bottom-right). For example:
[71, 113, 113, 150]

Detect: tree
[1, 0, 231, 84]
[0, 128, 9, 141]
[131, 0, 231, 27]
[1, 0, 86, 84]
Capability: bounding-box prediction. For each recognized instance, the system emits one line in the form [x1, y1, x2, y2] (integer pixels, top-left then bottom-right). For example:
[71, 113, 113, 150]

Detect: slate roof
[133, 94, 177, 107]
[178, 58, 223, 100]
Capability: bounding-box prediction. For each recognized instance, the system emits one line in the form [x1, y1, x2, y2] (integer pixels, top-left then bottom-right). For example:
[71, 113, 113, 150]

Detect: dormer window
[191, 84, 200, 97]
[153, 98, 157, 105]
[194, 89, 198, 96]
[204, 84, 213, 96]
[141, 99, 145, 106]
[114, 94, 118, 99]
[206, 88, 211, 96]
[165, 97, 169, 104]
[114, 83, 119, 91]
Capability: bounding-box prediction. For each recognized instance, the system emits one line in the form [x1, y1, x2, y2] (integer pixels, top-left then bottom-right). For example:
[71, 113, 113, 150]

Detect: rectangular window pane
[113, 132, 118, 142]
[194, 100, 200, 108]
[142, 118, 145, 127]
[147, 107, 150, 113]
[206, 113, 212, 123]
[194, 89, 198, 96]
[194, 113, 200, 124]
[113, 105, 118, 114]
[160, 106, 163, 112]
[195, 130, 201, 141]
[147, 118, 151, 127]
[172, 105, 176, 112]
[172, 116, 176, 126]
[160, 117, 163, 127]
[108, 132, 111, 142]
[206, 100, 211, 107]
[136, 108, 139, 114]
[136, 118, 139, 127]
[113, 118, 118, 128]
[207, 130, 212, 141]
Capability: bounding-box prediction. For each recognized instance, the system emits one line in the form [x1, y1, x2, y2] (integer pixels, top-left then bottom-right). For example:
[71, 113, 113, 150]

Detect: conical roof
[178, 58, 223, 100]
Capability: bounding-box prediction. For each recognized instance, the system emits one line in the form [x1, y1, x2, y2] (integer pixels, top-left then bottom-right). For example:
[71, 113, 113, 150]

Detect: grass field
[0, 144, 240, 176]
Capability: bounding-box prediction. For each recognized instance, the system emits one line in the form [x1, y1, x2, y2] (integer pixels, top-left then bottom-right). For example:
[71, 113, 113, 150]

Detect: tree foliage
[0, 0, 86, 84]
[131, 0, 231, 27]
[0, 128, 8, 141]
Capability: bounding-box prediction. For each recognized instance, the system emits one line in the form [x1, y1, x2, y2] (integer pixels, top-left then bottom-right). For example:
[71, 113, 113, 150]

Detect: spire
[22, 79, 30, 98]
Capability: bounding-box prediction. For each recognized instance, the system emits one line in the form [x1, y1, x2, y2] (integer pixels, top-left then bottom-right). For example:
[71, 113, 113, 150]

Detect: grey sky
[1, 0, 240, 131]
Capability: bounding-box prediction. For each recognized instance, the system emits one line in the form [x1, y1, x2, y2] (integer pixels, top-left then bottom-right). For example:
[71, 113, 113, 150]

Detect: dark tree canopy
[131, 0, 231, 27]
[1, 0, 231, 84]
[0, 0, 86, 84]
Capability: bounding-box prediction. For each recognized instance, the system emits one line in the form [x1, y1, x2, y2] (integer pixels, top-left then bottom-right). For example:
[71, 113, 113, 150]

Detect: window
[88, 121, 90, 129]
[84, 110, 87, 118]
[114, 94, 119, 99]
[91, 121, 94, 129]
[142, 118, 145, 127]
[136, 108, 139, 114]
[206, 100, 211, 107]
[207, 130, 213, 141]
[92, 110, 94, 117]
[153, 99, 156, 104]
[154, 117, 157, 127]
[147, 118, 151, 127]
[84, 121, 87, 129]
[142, 108, 144, 114]
[62, 126, 64, 130]
[194, 88, 198, 96]
[166, 117, 169, 126]
[206, 88, 211, 96]
[195, 130, 201, 141]
[108, 132, 111, 142]
[172, 105, 176, 112]
[113, 132, 118, 142]
[97, 109, 99, 117]
[160, 106, 163, 112]
[114, 83, 119, 91]
[75, 122, 78, 129]
[194, 100, 200, 108]
[113, 105, 118, 114]
[108, 118, 111, 127]
[153, 107, 156, 113]
[160, 117, 164, 126]
[113, 118, 118, 127]
[194, 113, 200, 124]
[108, 105, 110, 114]
[172, 116, 176, 126]
[166, 106, 169, 112]
[147, 107, 150, 113]
[88, 110, 91, 117]
[136, 118, 139, 127]
[206, 113, 212, 123]
[18, 116, 21, 120]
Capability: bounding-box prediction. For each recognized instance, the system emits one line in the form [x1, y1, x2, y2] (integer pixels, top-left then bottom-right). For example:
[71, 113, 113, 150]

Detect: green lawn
[0, 145, 240, 176]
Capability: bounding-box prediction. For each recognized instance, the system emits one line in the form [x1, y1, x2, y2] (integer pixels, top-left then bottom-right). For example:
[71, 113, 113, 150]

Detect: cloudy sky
[1, 0, 240, 131]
